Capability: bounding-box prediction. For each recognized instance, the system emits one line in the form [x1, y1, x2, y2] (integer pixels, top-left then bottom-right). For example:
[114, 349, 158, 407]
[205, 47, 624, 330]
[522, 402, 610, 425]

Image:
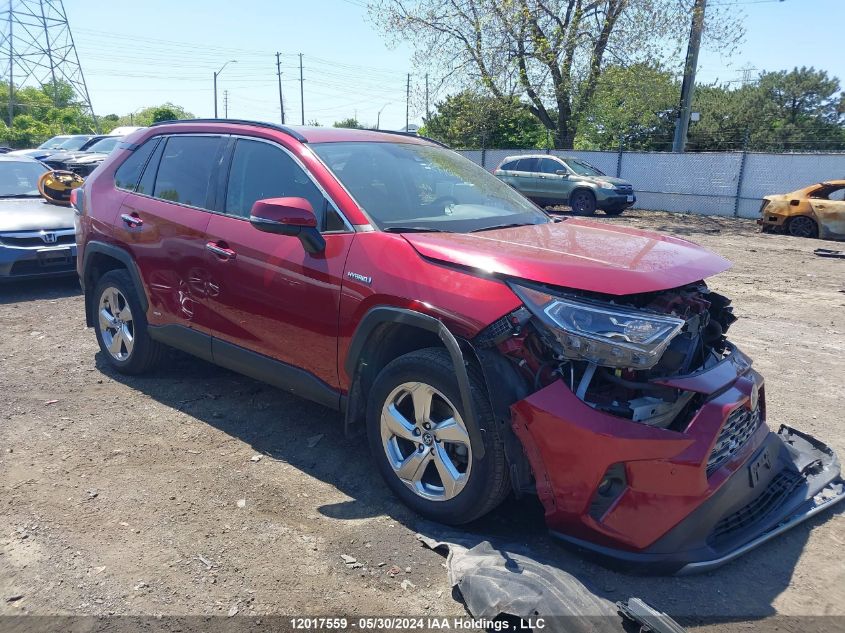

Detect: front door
[201, 137, 354, 389]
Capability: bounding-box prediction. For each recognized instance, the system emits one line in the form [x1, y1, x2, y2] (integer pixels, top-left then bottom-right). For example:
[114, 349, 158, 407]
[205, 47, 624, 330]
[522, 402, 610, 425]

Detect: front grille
[615, 184, 633, 194]
[711, 469, 803, 542]
[707, 404, 763, 476]
[0, 233, 75, 247]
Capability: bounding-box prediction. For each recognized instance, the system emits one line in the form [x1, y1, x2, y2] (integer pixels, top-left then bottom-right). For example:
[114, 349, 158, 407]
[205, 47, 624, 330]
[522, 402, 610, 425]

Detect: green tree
[422, 91, 548, 148]
[576, 63, 677, 150]
[372, 0, 743, 148]
[689, 67, 845, 151]
[117, 103, 194, 127]
[333, 117, 365, 129]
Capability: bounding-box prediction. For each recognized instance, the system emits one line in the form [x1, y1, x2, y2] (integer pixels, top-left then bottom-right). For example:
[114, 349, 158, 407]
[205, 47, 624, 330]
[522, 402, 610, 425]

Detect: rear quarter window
[500, 160, 518, 171]
[114, 137, 161, 192]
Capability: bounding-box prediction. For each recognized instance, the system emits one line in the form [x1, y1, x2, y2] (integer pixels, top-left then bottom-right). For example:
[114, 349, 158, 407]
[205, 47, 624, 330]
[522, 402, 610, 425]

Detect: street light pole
[376, 102, 390, 130]
[213, 60, 237, 118]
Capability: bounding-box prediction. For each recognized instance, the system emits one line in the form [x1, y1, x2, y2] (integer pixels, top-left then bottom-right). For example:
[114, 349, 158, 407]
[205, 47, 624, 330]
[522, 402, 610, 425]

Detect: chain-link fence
[458, 148, 845, 219]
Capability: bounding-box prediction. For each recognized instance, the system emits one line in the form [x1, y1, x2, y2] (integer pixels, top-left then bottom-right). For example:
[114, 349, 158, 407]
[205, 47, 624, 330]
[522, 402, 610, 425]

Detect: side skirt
[149, 324, 342, 412]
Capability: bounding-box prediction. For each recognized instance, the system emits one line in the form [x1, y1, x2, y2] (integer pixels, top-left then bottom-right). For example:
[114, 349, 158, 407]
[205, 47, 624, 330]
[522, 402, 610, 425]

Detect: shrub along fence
[457, 148, 845, 219]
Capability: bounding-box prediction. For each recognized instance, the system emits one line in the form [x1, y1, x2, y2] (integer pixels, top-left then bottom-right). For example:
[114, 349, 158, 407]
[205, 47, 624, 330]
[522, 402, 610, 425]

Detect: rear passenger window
[500, 160, 517, 171]
[114, 138, 160, 191]
[152, 136, 224, 208]
[225, 139, 329, 223]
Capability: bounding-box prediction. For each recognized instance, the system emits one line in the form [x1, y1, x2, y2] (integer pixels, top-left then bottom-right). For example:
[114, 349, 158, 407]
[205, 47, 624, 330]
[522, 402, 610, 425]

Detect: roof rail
[149, 118, 308, 142]
[360, 128, 450, 148]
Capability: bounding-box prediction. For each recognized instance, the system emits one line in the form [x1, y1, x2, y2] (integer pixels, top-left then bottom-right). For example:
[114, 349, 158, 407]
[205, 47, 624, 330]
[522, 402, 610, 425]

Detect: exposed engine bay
[477, 282, 739, 431]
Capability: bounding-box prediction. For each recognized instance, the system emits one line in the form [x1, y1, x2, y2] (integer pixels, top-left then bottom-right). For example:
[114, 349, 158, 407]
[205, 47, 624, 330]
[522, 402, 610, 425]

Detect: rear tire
[787, 215, 818, 239]
[569, 190, 597, 216]
[93, 269, 163, 375]
[366, 348, 510, 525]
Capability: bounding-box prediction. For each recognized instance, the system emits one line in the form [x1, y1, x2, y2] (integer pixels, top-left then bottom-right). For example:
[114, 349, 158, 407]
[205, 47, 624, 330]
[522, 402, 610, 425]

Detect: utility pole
[299, 53, 305, 125]
[672, 0, 707, 153]
[213, 60, 236, 119]
[425, 73, 430, 121]
[223, 90, 229, 118]
[405, 73, 410, 132]
[276, 52, 285, 124]
[7, 10, 13, 128]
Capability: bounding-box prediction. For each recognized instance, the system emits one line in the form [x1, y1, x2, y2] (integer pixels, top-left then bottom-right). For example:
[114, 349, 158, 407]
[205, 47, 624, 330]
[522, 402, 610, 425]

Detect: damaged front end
[475, 280, 845, 574]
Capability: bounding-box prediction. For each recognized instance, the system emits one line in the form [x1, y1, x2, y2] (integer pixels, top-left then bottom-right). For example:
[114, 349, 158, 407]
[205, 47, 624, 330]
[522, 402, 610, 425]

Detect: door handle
[206, 241, 237, 260]
[121, 213, 143, 228]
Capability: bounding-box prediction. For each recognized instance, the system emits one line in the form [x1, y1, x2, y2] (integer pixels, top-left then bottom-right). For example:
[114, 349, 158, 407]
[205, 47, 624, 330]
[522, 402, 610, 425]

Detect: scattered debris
[417, 530, 685, 633]
[306, 434, 323, 448]
[197, 554, 214, 570]
[6, 595, 23, 603]
[250, 454, 262, 462]
[340, 554, 357, 565]
[43, 399, 59, 405]
[386, 565, 402, 577]
[400, 579, 416, 591]
[86, 489, 98, 499]
[227, 604, 239, 617]
[815, 248, 845, 259]
[617, 598, 686, 633]
[133, 581, 148, 591]
[236, 499, 246, 508]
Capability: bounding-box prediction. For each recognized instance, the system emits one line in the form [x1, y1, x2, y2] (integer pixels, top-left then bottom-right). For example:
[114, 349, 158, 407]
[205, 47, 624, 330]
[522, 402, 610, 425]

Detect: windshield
[58, 135, 94, 150]
[38, 136, 69, 149]
[86, 136, 121, 153]
[563, 159, 605, 177]
[312, 141, 549, 233]
[0, 161, 48, 197]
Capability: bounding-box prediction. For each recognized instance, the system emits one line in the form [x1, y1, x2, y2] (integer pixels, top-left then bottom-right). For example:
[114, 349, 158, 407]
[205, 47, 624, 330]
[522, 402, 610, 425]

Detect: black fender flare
[81, 241, 148, 326]
[345, 306, 486, 460]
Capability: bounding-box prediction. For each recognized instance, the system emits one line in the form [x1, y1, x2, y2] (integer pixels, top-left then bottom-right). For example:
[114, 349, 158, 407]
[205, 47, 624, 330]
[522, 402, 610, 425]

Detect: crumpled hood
[402, 219, 731, 296]
[0, 198, 76, 232]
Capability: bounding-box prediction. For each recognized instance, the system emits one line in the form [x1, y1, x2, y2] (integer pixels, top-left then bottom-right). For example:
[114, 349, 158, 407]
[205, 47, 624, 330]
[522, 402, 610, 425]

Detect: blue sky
[65, 0, 844, 130]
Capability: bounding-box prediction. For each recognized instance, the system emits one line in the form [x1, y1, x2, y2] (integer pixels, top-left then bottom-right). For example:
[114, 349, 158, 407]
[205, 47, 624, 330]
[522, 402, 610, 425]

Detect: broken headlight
[510, 283, 685, 369]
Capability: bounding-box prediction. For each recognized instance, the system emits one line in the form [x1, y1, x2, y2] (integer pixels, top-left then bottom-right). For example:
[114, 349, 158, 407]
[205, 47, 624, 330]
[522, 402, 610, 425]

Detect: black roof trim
[149, 119, 308, 142]
[360, 128, 450, 148]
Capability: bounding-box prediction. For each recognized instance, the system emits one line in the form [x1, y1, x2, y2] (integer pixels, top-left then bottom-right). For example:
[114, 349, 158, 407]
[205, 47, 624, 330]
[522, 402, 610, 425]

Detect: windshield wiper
[470, 222, 532, 233]
[0, 193, 42, 199]
[383, 226, 447, 233]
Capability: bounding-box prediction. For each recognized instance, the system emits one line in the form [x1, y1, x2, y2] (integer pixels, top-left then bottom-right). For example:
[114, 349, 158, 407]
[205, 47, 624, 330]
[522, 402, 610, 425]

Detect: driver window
[226, 139, 341, 229]
[828, 187, 845, 202]
[539, 158, 562, 174]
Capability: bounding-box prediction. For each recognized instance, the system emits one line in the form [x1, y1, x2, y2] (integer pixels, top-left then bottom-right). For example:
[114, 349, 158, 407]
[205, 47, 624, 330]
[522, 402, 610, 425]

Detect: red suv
[74, 120, 844, 574]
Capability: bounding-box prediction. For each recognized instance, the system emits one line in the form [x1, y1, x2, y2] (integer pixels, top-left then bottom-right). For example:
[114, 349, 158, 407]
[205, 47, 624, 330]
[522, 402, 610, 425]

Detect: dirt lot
[1, 211, 844, 630]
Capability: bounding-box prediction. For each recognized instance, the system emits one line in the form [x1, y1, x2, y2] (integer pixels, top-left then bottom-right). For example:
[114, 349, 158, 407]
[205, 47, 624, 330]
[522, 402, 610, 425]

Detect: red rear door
[114, 134, 227, 330]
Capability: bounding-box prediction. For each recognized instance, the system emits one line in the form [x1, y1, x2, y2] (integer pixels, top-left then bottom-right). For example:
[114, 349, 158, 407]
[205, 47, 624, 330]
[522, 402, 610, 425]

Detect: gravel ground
[1, 210, 844, 631]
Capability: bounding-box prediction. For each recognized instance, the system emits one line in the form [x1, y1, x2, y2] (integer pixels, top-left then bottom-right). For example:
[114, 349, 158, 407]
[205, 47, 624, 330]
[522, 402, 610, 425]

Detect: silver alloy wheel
[98, 286, 135, 361]
[788, 216, 817, 238]
[380, 382, 472, 502]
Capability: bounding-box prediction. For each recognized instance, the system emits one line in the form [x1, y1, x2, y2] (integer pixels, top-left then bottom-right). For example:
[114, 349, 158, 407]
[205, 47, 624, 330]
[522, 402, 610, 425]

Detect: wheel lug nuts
[413, 428, 421, 436]
[423, 423, 431, 430]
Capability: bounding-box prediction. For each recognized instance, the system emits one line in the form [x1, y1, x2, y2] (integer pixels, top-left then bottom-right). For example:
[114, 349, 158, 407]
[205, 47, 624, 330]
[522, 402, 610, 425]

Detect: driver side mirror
[249, 197, 326, 254]
[555, 170, 569, 177]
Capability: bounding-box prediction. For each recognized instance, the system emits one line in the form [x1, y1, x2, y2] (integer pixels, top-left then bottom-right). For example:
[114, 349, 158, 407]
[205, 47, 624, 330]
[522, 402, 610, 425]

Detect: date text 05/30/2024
[289, 617, 546, 630]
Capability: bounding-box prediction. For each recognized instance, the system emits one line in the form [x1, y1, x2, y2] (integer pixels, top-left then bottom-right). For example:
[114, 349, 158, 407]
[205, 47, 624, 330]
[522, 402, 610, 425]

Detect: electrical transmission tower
[0, 0, 97, 129]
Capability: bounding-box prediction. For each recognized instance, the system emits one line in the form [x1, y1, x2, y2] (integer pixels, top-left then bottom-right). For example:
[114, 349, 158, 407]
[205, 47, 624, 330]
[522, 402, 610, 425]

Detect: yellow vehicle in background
[758, 180, 845, 240]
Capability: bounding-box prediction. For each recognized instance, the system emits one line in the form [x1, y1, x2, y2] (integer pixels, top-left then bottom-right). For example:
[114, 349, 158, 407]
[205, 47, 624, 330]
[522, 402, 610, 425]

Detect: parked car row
[0, 127, 143, 281]
[64, 120, 844, 575]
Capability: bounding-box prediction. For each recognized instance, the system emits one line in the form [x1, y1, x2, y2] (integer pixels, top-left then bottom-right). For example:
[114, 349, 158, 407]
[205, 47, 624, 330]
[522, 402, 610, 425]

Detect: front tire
[366, 348, 510, 525]
[569, 190, 597, 216]
[603, 207, 625, 216]
[93, 269, 163, 375]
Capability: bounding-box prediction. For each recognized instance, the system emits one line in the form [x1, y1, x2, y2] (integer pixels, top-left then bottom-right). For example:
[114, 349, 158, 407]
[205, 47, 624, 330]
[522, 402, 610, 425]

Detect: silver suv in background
[494, 154, 635, 216]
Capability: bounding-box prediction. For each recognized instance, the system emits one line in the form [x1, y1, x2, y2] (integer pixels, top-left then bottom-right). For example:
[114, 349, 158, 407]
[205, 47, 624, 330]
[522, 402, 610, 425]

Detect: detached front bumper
[510, 347, 845, 574]
[0, 242, 77, 280]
